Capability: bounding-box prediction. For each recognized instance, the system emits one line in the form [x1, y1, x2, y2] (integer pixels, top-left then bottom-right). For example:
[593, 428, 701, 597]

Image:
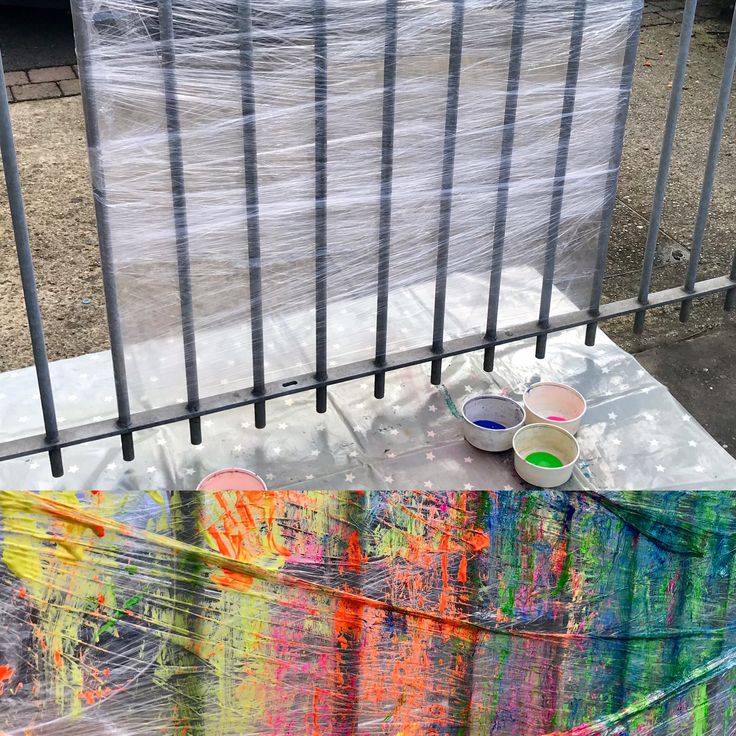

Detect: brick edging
[4, 65, 81, 104]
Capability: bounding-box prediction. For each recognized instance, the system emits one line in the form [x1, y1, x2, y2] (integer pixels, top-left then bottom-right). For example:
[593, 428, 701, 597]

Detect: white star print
[204, 420, 214, 428]
[103, 395, 113, 403]
[278, 423, 288, 430]
[643, 413, 654, 421]
[688, 440, 697, 447]
[266, 473, 275, 481]
[426, 452, 436, 461]
[311, 449, 320, 456]
[68, 465, 79, 474]
[29, 462, 39, 470]
[464, 457, 473, 464]
[306, 474, 315, 481]
[384, 475, 394, 484]
[345, 473, 356, 483]
[612, 438, 622, 446]
[617, 464, 627, 471]
[682, 415, 691, 422]
[386, 452, 396, 459]
[428, 405, 438, 413]
[423, 481, 433, 488]
[695, 465, 704, 473]
[656, 465, 665, 473]
[106, 462, 117, 472]
[184, 468, 195, 476]
[463, 484, 474, 490]
[147, 466, 157, 474]
[273, 447, 282, 456]
[649, 440, 659, 448]
[349, 451, 358, 458]
[389, 428, 399, 436]
[427, 430, 436, 438]
[504, 485, 513, 491]
[601, 367, 610, 374]
[464, 385, 473, 393]
[285, 398, 295, 407]
[157, 437, 167, 446]
[240, 422, 250, 430]
[608, 412, 618, 421]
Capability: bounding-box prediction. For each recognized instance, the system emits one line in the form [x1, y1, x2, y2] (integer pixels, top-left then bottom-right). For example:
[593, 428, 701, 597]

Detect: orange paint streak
[0, 665, 13, 695]
[458, 555, 468, 583]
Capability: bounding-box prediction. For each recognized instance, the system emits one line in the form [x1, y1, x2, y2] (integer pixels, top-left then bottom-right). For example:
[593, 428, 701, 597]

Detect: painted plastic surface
[1, 491, 735, 735]
[68, 0, 643, 407]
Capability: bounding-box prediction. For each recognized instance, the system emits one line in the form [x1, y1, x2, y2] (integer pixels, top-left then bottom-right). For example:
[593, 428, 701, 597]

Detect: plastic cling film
[70, 0, 642, 411]
[0, 491, 735, 735]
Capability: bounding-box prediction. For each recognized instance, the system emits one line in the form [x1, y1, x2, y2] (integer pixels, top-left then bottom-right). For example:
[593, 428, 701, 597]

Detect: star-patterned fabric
[0, 320, 733, 490]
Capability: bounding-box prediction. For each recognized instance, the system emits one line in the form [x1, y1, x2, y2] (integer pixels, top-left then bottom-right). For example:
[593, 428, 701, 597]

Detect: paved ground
[1, 0, 735, 458]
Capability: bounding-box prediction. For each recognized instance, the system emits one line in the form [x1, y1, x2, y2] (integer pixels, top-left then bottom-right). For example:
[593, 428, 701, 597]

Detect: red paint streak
[346, 531, 365, 574]
[458, 555, 468, 583]
[0, 665, 14, 695]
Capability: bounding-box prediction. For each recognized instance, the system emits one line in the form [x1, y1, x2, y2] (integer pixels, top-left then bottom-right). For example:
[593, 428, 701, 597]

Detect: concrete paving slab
[636, 322, 736, 458]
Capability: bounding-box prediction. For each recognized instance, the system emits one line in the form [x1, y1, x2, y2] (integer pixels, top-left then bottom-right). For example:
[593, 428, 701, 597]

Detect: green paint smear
[526, 451, 563, 468]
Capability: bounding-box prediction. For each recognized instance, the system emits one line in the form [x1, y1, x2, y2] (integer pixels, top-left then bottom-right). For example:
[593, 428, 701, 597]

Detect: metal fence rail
[1, 0, 736, 478]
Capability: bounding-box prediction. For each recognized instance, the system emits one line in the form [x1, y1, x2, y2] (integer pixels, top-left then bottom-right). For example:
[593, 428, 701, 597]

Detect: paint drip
[525, 451, 564, 468]
[547, 415, 568, 422]
[474, 419, 506, 430]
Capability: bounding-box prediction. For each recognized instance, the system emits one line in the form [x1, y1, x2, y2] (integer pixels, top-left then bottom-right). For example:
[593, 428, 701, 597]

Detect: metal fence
[1, 0, 736, 478]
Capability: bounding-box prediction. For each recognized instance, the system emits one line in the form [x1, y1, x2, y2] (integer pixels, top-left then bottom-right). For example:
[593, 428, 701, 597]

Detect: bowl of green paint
[512, 423, 579, 487]
[461, 395, 526, 452]
[523, 382, 586, 436]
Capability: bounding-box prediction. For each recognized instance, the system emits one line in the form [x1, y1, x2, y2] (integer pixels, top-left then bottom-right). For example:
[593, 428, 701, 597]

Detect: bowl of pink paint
[461, 394, 526, 452]
[512, 423, 580, 487]
[197, 468, 268, 491]
[523, 382, 586, 436]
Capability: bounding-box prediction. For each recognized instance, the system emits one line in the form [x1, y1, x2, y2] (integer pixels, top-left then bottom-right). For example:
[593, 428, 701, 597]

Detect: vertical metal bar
[0, 52, 63, 477]
[726, 253, 736, 310]
[158, 0, 202, 445]
[314, 0, 329, 414]
[374, 0, 399, 400]
[679, 8, 736, 322]
[71, 3, 135, 461]
[634, 0, 698, 334]
[483, 0, 527, 372]
[535, 0, 587, 360]
[238, 0, 267, 429]
[585, 0, 643, 346]
[431, 0, 465, 386]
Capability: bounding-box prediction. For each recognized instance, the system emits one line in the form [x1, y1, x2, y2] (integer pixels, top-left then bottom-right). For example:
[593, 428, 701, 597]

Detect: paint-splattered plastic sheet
[1, 491, 735, 735]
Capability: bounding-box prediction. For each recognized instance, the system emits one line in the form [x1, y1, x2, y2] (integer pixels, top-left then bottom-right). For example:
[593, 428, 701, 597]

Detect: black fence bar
[374, 0, 399, 401]
[634, 0, 698, 334]
[6, 273, 734, 467]
[72, 4, 135, 462]
[584, 0, 643, 347]
[0, 53, 63, 478]
[431, 0, 465, 386]
[314, 0, 329, 414]
[483, 0, 527, 373]
[238, 0, 267, 429]
[158, 0, 202, 446]
[535, 0, 587, 360]
[679, 8, 736, 322]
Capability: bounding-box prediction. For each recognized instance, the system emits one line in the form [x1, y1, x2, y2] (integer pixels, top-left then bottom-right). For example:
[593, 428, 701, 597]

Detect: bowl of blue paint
[461, 394, 526, 452]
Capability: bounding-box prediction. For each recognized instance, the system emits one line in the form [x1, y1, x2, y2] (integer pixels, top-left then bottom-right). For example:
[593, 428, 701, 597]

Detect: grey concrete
[637, 322, 736, 458]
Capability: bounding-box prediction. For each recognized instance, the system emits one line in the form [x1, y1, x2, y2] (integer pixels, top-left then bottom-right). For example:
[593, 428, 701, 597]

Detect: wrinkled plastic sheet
[68, 0, 641, 401]
[0, 490, 735, 735]
[1, 271, 735, 490]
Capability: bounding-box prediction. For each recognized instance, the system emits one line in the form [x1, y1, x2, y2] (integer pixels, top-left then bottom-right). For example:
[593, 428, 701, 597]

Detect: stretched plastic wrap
[1, 491, 736, 735]
[70, 0, 643, 406]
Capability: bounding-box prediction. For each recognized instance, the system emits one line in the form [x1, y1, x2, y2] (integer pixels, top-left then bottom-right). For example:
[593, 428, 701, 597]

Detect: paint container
[461, 395, 526, 452]
[197, 468, 268, 491]
[523, 382, 586, 435]
[512, 423, 579, 487]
